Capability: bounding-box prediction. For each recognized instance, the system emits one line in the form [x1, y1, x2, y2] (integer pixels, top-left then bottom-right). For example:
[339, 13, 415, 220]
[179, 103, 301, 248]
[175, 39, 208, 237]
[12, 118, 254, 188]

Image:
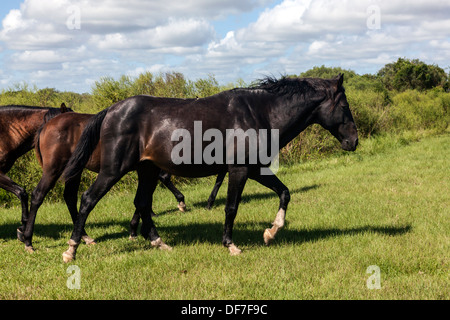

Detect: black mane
[0, 105, 68, 122]
[43, 107, 66, 122]
[0, 104, 59, 112]
[0, 105, 53, 111]
[250, 76, 327, 98]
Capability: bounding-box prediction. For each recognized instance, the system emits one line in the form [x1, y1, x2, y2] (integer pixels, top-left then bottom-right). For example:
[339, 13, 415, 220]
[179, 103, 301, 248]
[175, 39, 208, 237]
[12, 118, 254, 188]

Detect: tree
[378, 58, 448, 91]
[299, 65, 357, 81]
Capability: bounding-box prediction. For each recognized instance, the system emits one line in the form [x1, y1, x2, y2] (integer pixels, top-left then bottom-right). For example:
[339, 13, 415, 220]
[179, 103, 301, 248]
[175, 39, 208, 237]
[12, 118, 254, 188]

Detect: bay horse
[21, 111, 189, 251]
[0, 104, 69, 240]
[62, 74, 358, 262]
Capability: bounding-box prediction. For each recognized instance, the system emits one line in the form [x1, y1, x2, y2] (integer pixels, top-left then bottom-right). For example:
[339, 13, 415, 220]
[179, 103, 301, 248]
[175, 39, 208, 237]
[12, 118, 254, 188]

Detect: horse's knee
[17, 188, 28, 202]
[224, 205, 238, 217]
[30, 189, 45, 208]
[134, 196, 150, 212]
[78, 192, 98, 217]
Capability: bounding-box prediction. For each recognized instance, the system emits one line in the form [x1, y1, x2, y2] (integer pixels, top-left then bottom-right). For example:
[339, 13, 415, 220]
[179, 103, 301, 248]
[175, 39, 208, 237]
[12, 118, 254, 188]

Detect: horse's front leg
[158, 171, 186, 212]
[250, 170, 290, 245]
[223, 166, 248, 255]
[0, 172, 28, 241]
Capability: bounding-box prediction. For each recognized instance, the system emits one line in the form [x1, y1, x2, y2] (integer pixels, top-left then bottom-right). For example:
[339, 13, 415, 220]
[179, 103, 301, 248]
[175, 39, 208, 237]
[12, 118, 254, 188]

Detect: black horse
[61, 74, 358, 262]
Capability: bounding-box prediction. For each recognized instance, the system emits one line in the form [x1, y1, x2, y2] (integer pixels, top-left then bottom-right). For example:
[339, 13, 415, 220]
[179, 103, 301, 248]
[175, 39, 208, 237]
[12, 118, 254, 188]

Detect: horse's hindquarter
[38, 113, 100, 172]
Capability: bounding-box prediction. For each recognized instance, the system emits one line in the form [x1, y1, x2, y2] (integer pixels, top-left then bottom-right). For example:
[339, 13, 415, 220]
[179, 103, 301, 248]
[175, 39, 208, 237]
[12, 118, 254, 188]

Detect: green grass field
[0, 133, 448, 300]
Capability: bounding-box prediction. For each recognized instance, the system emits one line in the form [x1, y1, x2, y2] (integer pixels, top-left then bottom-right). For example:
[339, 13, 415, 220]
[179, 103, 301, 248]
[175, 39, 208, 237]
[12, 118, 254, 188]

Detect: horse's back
[38, 112, 101, 171]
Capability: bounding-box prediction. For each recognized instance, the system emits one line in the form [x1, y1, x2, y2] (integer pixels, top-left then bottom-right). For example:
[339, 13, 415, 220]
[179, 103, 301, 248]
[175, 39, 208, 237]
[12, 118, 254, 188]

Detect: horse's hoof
[151, 237, 173, 251]
[62, 251, 75, 263]
[82, 235, 96, 245]
[25, 245, 35, 253]
[177, 202, 186, 212]
[62, 239, 79, 263]
[228, 243, 242, 256]
[263, 228, 276, 245]
[17, 229, 25, 243]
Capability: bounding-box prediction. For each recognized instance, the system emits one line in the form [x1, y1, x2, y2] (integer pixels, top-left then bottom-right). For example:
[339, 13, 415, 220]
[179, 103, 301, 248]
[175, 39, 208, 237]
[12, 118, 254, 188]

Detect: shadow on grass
[149, 223, 412, 248]
[0, 219, 411, 252]
[0, 184, 320, 241]
[148, 184, 320, 216]
[0, 183, 410, 252]
[185, 184, 321, 212]
[82, 222, 413, 254]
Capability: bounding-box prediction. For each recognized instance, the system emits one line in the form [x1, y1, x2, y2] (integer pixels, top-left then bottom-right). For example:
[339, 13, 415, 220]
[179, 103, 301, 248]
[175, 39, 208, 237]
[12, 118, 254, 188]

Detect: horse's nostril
[342, 138, 358, 151]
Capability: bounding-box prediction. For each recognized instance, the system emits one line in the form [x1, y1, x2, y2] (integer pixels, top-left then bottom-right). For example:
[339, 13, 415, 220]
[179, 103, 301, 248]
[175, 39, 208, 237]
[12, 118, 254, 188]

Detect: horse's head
[43, 103, 73, 123]
[314, 74, 358, 151]
[60, 103, 74, 113]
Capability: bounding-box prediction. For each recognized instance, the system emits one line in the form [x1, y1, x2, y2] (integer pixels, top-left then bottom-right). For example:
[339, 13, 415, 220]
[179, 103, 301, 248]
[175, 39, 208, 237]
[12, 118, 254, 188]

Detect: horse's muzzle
[341, 137, 358, 151]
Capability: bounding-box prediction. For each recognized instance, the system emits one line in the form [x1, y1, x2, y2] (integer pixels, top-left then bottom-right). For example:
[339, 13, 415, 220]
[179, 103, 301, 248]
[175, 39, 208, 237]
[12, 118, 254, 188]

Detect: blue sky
[0, 1, 20, 18]
[0, 0, 449, 93]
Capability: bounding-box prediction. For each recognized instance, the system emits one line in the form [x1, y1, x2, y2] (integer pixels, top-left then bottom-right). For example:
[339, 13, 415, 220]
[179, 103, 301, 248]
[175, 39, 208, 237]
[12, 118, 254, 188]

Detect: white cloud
[93, 18, 214, 52]
[200, 0, 450, 79]
[17, 0, 269, 33]
[0, 0, 449, 93]
[0, 8, 76, 50]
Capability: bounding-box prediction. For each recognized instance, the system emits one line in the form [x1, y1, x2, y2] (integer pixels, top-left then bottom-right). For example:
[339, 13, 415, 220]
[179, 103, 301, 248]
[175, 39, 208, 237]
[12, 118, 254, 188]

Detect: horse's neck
[264, 94, 320, 148]
[9, 109, 48, 140]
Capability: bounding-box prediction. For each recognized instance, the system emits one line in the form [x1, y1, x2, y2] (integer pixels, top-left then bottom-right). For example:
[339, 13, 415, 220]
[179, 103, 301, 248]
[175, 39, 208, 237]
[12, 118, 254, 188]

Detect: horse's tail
[34, 125, 45, 167]
[36, 104, 72, 168]
[63, 108, 109, 181]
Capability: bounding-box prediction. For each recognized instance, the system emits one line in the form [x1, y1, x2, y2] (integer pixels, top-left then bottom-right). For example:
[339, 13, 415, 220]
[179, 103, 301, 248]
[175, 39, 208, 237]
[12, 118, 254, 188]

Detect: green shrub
[346, 89, 390, 137]
[91, 75, 135, 111]
[388, 89, 449, 132]
[378, 58, 448, 91]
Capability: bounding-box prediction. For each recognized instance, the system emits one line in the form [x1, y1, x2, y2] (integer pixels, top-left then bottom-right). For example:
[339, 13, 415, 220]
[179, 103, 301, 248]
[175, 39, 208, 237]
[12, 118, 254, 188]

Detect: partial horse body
[62, 74, 358, 262]
[0, 104, 69, 240]
[22, 112, 189, 251]
[206, 172, 226, 210]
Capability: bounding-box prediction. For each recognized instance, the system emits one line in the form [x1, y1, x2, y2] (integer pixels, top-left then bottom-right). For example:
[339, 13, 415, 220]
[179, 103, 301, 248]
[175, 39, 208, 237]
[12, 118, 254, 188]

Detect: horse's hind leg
[24, 169, 61, 251]
[130, 166, 163, 239]
[64, 174, 96, 245]
[136, 162, 171, 250]
[63, 170, 124, 263]
[249, 171, 290, 245]
[0, 172, 28, 240]
[129, 209, 140, 240]
[206, 171, 226, 210]
[223, 166, 248, 255]
[158, 171, 186, 212]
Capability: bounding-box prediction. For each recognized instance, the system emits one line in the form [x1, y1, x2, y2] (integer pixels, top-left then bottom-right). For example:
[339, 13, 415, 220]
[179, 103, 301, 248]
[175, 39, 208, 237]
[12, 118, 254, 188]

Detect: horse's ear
[338, 73, 344, 88]
[60, 103, 68, 113]
[334, 73, 344, 90]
